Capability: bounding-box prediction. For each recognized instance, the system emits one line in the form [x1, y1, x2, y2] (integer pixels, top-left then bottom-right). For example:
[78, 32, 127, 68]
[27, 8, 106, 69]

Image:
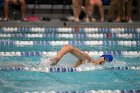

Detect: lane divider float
[1, 27, 140, 33]
[0, 33, 139, 39]
[0, 40, 139, 46]
[0, 51, 140, 57]
[0, 66, 140, 72]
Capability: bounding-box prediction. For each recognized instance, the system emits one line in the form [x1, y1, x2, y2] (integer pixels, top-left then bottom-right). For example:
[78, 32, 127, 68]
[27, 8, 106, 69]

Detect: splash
[36, 55, 129, 72]
[39, 56, 53, 67]
[103, 60, 127, 68]
[39, 53, 78, 67]
[76, 60, 127, 72]
[76, 63, 103, 71]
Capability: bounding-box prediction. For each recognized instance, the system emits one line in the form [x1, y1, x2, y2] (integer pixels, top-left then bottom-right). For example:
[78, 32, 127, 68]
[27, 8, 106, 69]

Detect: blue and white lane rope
[23, 90, 140, 93]
[0, 27, 140, 33]
[0, 66, 140, 72]
[0, 40, 139, 46]
[0, 51, 140, 57]
[0, 33, 139, 39]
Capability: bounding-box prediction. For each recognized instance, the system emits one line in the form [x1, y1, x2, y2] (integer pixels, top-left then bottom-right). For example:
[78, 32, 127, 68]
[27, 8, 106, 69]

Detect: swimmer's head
[101, 54, 113, 62]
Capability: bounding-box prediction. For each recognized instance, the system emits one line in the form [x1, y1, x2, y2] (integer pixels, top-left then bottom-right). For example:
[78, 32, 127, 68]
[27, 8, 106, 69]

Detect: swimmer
[44, 44, 113, 67]
[4, 0, 26, 21]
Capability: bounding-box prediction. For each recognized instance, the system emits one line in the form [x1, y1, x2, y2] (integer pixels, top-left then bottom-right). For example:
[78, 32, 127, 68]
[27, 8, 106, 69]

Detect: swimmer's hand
[50, 62, 57, 66]
[50, 57, 59, 66]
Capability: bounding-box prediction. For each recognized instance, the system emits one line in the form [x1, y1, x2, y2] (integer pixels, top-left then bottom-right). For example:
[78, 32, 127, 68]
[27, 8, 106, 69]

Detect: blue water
[0, 70, 140, 92]
[0, 27, 140, 93]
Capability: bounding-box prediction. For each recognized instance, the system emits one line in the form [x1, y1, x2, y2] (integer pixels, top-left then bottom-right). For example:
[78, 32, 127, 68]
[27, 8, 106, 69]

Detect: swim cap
[101, 54, 113, 62]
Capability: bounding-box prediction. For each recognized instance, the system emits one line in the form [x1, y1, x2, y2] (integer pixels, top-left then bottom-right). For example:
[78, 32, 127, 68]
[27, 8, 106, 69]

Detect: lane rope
[0, 51, 139, 57]
[0, 40, 139, 46]
[0, 66, 140, 72]
[0, 27, 140, 33]
[23, 90, 140, 93]
[0, 33, 139, 39]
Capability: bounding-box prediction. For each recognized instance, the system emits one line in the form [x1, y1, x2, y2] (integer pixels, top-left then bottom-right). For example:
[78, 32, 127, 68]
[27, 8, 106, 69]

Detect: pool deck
[0, 20, 140, 28]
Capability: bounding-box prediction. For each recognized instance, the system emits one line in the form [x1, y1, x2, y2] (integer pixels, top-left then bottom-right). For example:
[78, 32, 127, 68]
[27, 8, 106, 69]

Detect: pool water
[0, 27, 140, 93]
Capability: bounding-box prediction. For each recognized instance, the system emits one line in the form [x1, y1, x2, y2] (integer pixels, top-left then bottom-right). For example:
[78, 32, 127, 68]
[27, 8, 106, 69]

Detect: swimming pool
[0, 27, 140, 93]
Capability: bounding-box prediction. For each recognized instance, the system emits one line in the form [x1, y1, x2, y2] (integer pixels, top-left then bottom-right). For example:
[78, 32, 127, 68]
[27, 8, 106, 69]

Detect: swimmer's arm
[91, 60, 101, 65]
[91, 57, 106, 65]
[73, 60, 83, 68]
[86, 58, 100, 65]
[91, 59, 101, 65]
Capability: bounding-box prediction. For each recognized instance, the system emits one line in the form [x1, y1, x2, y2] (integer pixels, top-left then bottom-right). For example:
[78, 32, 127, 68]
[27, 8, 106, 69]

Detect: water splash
[40, 53, 78, 67]
[76, 63, 103, 71]
[76, 60, 128, 72]
[40, 56, 53, 67]
[103, 60, 127, 68]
